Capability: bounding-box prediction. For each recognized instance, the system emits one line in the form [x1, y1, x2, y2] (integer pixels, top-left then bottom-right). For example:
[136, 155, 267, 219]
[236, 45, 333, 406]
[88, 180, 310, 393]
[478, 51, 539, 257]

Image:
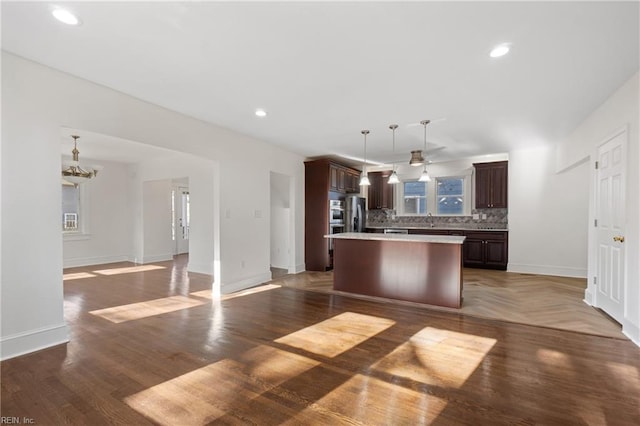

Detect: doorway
[594, 128, 627, 324]
[270, 172, 292, 276]
[172, 178, 190, 255]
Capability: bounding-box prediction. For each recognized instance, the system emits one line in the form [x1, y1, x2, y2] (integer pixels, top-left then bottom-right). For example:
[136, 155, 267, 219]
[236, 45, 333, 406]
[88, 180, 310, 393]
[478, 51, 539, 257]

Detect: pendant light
[387, 124, 400, 184]
[359, 130, 371, 186]
[61, 135, 103, 185]
[418, 120, 432, 182]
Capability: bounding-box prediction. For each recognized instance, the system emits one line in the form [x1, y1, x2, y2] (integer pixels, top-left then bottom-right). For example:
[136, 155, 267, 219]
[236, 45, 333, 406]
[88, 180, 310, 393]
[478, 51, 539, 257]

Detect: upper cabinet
[368, 171, 394, 209]
[473, 161, 508, 208]
[329, 162, 360, 194]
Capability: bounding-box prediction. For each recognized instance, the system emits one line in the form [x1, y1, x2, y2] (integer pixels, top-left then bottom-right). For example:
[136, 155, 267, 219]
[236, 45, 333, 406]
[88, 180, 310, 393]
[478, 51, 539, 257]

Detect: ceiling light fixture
[359, 130, 370, 186]
[52, 8, 80, 26]
[489, 43, 510, 58]
[61, 135, 102, 185]
[409, 150, 424, 167]
[255, 109, 267, 117]
[388, 124, 400, 184]
[418, 120, 432, 182]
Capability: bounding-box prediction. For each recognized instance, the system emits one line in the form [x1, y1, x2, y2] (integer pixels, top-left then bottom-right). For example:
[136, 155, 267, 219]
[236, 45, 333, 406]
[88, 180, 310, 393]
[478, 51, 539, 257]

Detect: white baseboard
[63, 254, 129, 268]
[1, 323, 69, 361]
[507, 263, 587, 278]
[289, 263, 306, 274]
[622, 320, 640, 348]
[221, 271, 273, 294]
[583, 288, 594, 305]
[188, 261, 214, 276]
[140, 253, 174, 264]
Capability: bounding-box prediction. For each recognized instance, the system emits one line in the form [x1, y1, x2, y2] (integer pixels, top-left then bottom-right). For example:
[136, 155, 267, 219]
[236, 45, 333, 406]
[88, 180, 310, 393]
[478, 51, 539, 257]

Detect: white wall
[270, 172, 291, 269]
[63, 159, 132, 267]
[1, 52, 305, 359]
[508, 146, 589, 277]
[131, 155, 217, 277]
[556, 72, 640, 345]
[142, 180, 174, 263]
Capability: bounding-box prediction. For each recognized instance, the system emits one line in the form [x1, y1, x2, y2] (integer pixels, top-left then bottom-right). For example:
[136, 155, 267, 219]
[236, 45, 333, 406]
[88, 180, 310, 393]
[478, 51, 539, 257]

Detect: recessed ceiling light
[255, 109, 267, 117]
[52, 8, 80, 26]
[489, 44, 510, 58]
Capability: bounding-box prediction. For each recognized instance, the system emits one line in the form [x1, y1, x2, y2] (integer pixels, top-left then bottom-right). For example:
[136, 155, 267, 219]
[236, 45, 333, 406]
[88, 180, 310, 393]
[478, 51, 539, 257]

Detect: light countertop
[325, 232, 465, 245]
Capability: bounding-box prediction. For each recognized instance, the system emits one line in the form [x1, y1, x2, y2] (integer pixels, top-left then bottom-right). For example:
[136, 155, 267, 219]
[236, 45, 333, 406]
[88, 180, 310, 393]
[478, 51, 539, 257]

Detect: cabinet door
[330, 165, 339, 191]
[367, 173, 382, 209]
[463, 238, 486, 267]
[337, 168, 346, 192]
[485, 240, 507, 268]
[474, 166, 491, 209]
[490, 163, 508, 208]
[381, 174, 394, 209]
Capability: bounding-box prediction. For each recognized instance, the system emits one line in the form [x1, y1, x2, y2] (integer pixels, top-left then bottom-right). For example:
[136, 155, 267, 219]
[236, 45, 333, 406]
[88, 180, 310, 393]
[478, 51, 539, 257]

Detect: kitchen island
[326, 232, 466, 308]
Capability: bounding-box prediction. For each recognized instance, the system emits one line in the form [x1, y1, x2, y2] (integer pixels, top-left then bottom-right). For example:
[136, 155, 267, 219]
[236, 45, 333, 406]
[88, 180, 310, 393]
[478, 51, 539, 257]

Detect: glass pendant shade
[388, 170, 400, 184]
[359, 172, 370, 186]
[419, 168, 431, 182]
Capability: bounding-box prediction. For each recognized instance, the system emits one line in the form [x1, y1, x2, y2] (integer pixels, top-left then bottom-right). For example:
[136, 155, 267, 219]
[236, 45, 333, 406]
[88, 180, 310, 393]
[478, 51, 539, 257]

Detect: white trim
[0, 323, 69, 361]
[583, 288, 594, 306]
[188, 261, 214, 276]
[63, 254, 129, 268]
[622, 320, 640, 347]
[140, 253, 174, 264]
[63, 233, 92, 241]
[220, 271, 272, 294]
[507, 263, 587, 278]
[289, 263, 306, 274]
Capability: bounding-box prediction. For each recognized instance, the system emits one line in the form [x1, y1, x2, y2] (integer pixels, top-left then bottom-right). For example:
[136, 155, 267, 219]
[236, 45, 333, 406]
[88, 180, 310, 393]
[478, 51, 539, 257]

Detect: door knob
[613, 235, 625, 243]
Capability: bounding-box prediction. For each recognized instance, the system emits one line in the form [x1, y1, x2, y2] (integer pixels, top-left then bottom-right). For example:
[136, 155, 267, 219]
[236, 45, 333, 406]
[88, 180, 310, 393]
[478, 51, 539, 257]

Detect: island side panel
[332, 238, 463, 308]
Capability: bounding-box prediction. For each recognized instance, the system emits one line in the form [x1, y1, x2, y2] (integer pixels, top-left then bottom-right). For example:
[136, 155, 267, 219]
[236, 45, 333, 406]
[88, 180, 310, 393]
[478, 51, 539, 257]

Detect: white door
[173, 186, 190, 254]
[595, 130, 626, 323]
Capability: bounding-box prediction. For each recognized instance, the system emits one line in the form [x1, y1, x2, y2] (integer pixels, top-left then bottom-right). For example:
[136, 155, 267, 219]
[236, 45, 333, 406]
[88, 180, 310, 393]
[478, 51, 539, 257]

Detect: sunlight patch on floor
[275, 312, 395, 358]
[92, 264, 166, 275]
[124, 345, 319, 425]
[282, 373, 447, 425]
[191, 284, 281, 301]
[371, 327, 496, 388]
[63, 272, 97, 280]
[90, 295, 204, 323]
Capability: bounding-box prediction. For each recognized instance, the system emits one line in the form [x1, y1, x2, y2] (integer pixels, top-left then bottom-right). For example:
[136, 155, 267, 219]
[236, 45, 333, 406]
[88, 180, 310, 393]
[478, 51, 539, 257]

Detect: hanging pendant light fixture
[418, 120, 432, 182]
[387, 124, 400, 184]
[359, 130, 371, 186]
[61, 135, 102, 185]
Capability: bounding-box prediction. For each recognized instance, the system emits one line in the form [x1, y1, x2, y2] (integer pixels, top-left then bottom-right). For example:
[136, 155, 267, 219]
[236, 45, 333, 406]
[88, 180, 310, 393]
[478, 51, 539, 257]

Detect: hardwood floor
[2, 256, 638, 425]
[273, 268, 625, 339]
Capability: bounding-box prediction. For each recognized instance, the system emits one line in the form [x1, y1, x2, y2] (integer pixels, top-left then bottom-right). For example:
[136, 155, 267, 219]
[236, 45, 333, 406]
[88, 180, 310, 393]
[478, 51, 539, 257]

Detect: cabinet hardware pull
[613, 235, 625, 243]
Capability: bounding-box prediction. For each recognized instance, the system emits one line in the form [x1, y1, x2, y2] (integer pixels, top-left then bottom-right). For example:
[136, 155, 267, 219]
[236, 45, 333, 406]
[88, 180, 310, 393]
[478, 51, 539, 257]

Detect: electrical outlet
[481, 214, 487, 220]
[472, 214, 479, 220]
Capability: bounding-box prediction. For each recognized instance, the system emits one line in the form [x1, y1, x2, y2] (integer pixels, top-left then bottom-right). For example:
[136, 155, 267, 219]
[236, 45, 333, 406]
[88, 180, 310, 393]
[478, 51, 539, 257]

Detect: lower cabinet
[462, 232, 508, 270]
[409, 229, 508, 270]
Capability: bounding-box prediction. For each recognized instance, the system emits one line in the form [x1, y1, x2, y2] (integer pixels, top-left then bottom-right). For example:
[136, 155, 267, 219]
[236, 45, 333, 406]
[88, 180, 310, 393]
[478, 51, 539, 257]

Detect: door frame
[586, 125, 628, 320]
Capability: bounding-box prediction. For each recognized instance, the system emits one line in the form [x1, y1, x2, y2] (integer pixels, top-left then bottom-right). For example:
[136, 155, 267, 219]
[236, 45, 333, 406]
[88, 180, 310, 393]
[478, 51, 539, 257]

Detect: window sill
[63, 233, 91, 241]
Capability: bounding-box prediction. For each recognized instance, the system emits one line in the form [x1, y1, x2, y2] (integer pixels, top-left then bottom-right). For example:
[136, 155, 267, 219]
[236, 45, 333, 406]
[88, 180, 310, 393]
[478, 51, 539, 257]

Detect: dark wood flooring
[1, 256, 639, 425]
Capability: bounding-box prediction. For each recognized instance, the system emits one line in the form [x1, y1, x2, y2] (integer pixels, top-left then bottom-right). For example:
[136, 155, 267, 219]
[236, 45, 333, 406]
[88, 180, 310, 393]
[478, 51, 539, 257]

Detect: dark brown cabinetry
[463, 231, 508, 269]
[368, 171, 394, 210]
[305, 159, 361, 271]
[474, 161, 508, 208]
[390, 228, 508, 270]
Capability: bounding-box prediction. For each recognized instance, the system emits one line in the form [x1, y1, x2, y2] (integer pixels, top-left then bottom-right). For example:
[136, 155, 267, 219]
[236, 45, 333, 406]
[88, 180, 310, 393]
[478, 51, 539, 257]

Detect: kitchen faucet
[427, 212, 434, 228]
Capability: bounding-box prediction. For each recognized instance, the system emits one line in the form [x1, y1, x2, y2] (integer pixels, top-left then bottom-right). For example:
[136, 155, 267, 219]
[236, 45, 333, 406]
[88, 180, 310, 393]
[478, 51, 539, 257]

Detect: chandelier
[61, 135, 102, 185]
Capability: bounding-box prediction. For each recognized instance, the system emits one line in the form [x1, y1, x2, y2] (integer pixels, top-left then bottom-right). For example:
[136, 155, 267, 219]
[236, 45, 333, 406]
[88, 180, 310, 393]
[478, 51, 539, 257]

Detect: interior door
[174, 186, 190, 255]
[595, 130, 626, 323]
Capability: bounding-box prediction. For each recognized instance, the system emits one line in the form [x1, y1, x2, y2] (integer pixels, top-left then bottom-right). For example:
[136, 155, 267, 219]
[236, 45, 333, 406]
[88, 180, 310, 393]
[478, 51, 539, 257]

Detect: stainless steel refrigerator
[345, 195, 366, 232]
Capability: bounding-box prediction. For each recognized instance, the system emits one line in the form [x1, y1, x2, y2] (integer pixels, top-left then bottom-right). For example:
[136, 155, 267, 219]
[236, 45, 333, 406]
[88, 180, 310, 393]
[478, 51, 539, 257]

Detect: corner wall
[1, 52, 305, 359]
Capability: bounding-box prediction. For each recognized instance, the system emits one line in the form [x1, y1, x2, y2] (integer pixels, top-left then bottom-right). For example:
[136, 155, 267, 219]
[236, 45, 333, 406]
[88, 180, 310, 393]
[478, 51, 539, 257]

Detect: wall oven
[329, 200, 345, 224]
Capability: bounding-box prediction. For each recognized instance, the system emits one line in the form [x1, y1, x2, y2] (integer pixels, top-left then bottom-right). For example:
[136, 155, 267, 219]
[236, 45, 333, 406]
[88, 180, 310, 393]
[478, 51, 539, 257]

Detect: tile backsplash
[367, 208, 508, 229]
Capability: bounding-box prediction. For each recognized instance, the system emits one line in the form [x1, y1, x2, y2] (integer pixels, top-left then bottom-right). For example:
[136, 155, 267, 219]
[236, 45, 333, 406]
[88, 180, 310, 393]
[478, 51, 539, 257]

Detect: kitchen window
[402, 181, 427, 215]
[398, 172, 471, 216]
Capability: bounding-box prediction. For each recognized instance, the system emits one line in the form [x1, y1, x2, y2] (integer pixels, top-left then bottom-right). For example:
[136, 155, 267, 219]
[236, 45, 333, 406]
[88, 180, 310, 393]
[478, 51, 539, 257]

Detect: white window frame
[396, 170, 472, 217]
[62, 181, 91, 241]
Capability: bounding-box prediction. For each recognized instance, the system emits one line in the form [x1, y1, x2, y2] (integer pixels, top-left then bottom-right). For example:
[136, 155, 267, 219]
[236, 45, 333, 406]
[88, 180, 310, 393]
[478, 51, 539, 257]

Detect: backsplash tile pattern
[367, 208, 508, 230]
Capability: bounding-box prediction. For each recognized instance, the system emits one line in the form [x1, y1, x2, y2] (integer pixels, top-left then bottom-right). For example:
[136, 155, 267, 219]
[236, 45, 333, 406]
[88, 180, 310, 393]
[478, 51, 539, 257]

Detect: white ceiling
[3, 2, 639, 165]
